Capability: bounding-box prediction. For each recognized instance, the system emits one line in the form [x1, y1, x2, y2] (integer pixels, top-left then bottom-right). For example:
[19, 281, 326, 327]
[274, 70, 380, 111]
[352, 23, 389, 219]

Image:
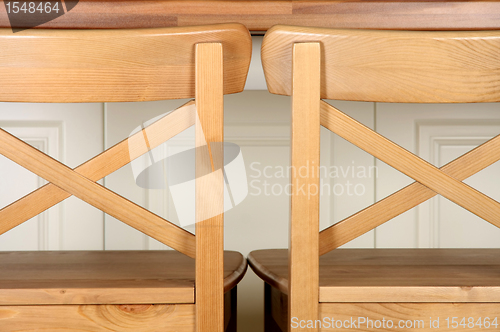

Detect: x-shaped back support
[0, 100, 197, 258]
[319, 101, 500, 255]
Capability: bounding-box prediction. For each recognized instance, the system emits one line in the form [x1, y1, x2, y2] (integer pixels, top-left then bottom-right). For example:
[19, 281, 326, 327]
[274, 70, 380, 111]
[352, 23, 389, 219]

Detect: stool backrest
[261, 25, 500, 331]
[0, 24, 250, 102]
[263, 26, 500, 103]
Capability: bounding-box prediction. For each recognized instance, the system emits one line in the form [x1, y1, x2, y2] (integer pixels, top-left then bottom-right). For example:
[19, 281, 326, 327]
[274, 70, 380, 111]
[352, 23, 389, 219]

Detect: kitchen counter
[1, 0, 500, 31]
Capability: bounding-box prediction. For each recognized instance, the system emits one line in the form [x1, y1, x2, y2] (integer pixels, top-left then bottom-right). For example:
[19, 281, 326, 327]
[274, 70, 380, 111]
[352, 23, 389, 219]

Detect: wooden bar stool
[0, 23, 251, 331]
[248, 25, 500, 332]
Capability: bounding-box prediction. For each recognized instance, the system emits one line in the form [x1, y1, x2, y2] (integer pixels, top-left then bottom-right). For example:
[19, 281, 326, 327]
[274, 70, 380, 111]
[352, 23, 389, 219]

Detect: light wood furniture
[248, 25, 500, 332]
[1, 0, 500, 31]
[0, 23, 251, 331]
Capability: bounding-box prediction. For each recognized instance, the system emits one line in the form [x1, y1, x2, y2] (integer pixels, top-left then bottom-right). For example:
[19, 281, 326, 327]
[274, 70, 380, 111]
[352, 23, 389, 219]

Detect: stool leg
[225, 286, 238, 332]
[264, 283, 283, 332]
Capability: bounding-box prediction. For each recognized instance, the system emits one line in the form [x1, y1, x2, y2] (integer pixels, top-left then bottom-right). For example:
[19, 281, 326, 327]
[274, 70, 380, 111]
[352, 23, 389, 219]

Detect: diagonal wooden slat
[0, 100, 196, 236]
[319, 132, 500, 255]
[0, 102, 196, 258]
[320, 100, 500, 232]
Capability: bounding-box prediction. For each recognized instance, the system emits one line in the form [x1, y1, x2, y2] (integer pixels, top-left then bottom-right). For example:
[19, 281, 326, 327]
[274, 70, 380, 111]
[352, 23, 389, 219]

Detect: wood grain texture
[0, 24, 251, 102]
[1, 1, 500, 31]
[0, 251, 246, 305]
[289, 43, 321, 332]
[0, 304, 196, 331]
[0, 100, 195, 242]
[195, 43, 225, 332]
[319, 119, 500, 255]
[320, 303, 500, 332]
[262, 26, 500, 102]
[248, 249, 500, 303]
[0, 128, 196, 258]
[320, 101, 500, 232]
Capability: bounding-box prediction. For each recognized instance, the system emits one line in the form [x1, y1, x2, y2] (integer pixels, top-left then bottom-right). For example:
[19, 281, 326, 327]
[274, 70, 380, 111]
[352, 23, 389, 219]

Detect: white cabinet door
[375, 102, 500, 248]
[104, 99, 193, 250]
[0, 102, 104, 250]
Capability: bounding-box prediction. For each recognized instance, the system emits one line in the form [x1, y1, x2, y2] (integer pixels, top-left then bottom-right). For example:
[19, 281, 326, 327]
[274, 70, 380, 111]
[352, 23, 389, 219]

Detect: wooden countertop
[1, 1, 500, 31]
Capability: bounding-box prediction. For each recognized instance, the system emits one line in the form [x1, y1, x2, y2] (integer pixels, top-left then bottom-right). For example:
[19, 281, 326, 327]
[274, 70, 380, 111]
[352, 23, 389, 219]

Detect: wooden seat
[0, 24, 252, 331]
[250, 248, 500, 301]
[1, 251, 246, 330]
[249, 26, 500, 332]
[0, 251, 246, 305]
[250, 249, 500, 331]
